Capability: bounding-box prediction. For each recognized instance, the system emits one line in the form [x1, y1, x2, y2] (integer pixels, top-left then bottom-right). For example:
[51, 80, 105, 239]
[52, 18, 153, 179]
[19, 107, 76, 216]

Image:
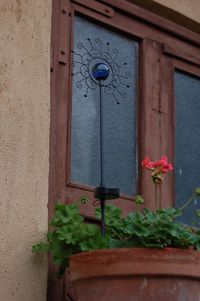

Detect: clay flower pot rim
[70, 247, 200, 282]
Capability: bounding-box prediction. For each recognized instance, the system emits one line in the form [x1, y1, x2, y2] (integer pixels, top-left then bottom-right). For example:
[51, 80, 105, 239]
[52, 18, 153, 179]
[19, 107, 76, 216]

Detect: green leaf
[32, 242, 49, 253]
[157, 207, 182, 218]
[95, 204, 122, 223]
[50, 203, 84, 227]
[80, 233, 109, 252]
[109, 239, 137, 249]
[142, 242, 164, 248]
[32, 195, 200, 280]
[51, 241, 73, 265]
[57, 258, 69, 279]
[134, 195, 144, 205]
[79, 196, 89, 204]
[127, 212, 144, 223]
[81, 223, 100, 237]
[194, 187, 200, 196]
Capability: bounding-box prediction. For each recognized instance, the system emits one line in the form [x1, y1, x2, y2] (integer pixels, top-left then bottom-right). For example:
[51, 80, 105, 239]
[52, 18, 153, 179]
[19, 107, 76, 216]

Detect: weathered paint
[0, 0, 51, 300]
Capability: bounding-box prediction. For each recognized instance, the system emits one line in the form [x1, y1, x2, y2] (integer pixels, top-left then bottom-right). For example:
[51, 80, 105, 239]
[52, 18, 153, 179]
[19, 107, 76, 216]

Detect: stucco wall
[0, 1, 51, 301]
[129, 0, 200, 32]
[155, 0, 200, 23]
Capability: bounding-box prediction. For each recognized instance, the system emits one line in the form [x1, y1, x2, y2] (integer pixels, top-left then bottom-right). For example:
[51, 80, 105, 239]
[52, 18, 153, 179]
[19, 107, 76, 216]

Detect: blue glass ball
[92, 63, 110, 81]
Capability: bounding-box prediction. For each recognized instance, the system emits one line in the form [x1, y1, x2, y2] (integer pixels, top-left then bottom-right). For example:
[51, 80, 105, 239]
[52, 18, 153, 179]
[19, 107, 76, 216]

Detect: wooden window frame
[49, 1, 200, 300]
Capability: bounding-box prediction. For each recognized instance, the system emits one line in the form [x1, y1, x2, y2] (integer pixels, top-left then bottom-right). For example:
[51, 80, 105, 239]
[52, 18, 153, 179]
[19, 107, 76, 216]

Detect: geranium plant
[32, 156, 200, 278]
[141, 155, 173, 208]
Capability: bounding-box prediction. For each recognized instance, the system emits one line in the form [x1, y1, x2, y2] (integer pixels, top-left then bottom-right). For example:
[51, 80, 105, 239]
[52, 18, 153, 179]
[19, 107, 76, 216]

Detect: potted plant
[33, 156, 200, 301]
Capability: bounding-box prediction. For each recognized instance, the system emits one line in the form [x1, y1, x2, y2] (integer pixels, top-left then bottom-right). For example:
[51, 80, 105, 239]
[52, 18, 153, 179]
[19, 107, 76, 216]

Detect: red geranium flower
[141, 156, 173, 184]
[141, 156, 153, 170]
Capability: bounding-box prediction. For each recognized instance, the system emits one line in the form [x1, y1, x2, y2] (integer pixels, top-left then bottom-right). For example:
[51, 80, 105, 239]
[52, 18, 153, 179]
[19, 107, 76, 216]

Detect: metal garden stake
[72, 38, 132, 235]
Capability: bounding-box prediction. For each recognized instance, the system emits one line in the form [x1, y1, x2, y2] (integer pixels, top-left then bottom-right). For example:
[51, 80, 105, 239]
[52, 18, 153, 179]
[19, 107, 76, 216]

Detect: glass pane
[71, 16, 139, 196]
[175, 70, 200, 226]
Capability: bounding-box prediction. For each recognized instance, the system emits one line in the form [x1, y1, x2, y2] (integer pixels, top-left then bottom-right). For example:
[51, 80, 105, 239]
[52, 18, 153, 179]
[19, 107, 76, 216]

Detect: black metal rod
[99, 81, 106, 235]
[100, 198, 106, 235]
[99, 81, 104, 188]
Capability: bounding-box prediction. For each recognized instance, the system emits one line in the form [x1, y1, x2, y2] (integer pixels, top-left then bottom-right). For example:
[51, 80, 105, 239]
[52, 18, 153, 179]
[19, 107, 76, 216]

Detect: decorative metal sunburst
[72, 38, 131, 104]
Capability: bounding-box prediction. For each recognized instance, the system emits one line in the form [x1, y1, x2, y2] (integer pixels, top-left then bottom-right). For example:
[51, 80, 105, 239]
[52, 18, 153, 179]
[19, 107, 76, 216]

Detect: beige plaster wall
[0, 1, 51, 300]
[129, 0, 200, 32]
[155, 0, 200, 23]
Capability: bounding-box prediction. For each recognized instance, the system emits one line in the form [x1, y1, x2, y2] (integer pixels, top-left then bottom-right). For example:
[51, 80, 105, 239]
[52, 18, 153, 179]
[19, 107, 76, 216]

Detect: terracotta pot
[70, 248, 200, 301]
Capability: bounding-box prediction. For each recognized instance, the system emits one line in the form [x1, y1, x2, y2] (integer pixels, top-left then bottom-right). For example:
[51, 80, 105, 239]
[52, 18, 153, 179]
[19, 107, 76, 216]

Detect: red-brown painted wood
[100, 0, 200, 46]
[159, 55, 174, 208]
[72, 0, 114, 17]
[163, 44, 200, 67]
[174, 58, 200, 78]
[73, 2, 200, 66]
[139, 39, 161, 210]
[49, 0, 73, 300]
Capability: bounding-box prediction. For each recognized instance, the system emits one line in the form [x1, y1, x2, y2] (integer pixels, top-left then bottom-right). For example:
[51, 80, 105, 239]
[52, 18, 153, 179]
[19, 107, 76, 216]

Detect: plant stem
[100, 198, 106, 236]
[155, 183, 161, 209]
[179, 193, 195, 211]
[191, 216, 198, 227]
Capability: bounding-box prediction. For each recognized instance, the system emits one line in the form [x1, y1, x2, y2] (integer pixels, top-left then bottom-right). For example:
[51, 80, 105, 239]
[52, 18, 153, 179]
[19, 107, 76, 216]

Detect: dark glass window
[71, 16, 139, 196]
[175, 70, 200, 226]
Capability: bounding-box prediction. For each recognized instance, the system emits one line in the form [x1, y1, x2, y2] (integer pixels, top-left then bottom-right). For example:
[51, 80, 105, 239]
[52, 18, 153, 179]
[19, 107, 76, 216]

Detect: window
[49, 1, 200, 299]
[50, 0, 200, 218]
[71, 15, 139, 197]
[175, 70, 200, 225]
